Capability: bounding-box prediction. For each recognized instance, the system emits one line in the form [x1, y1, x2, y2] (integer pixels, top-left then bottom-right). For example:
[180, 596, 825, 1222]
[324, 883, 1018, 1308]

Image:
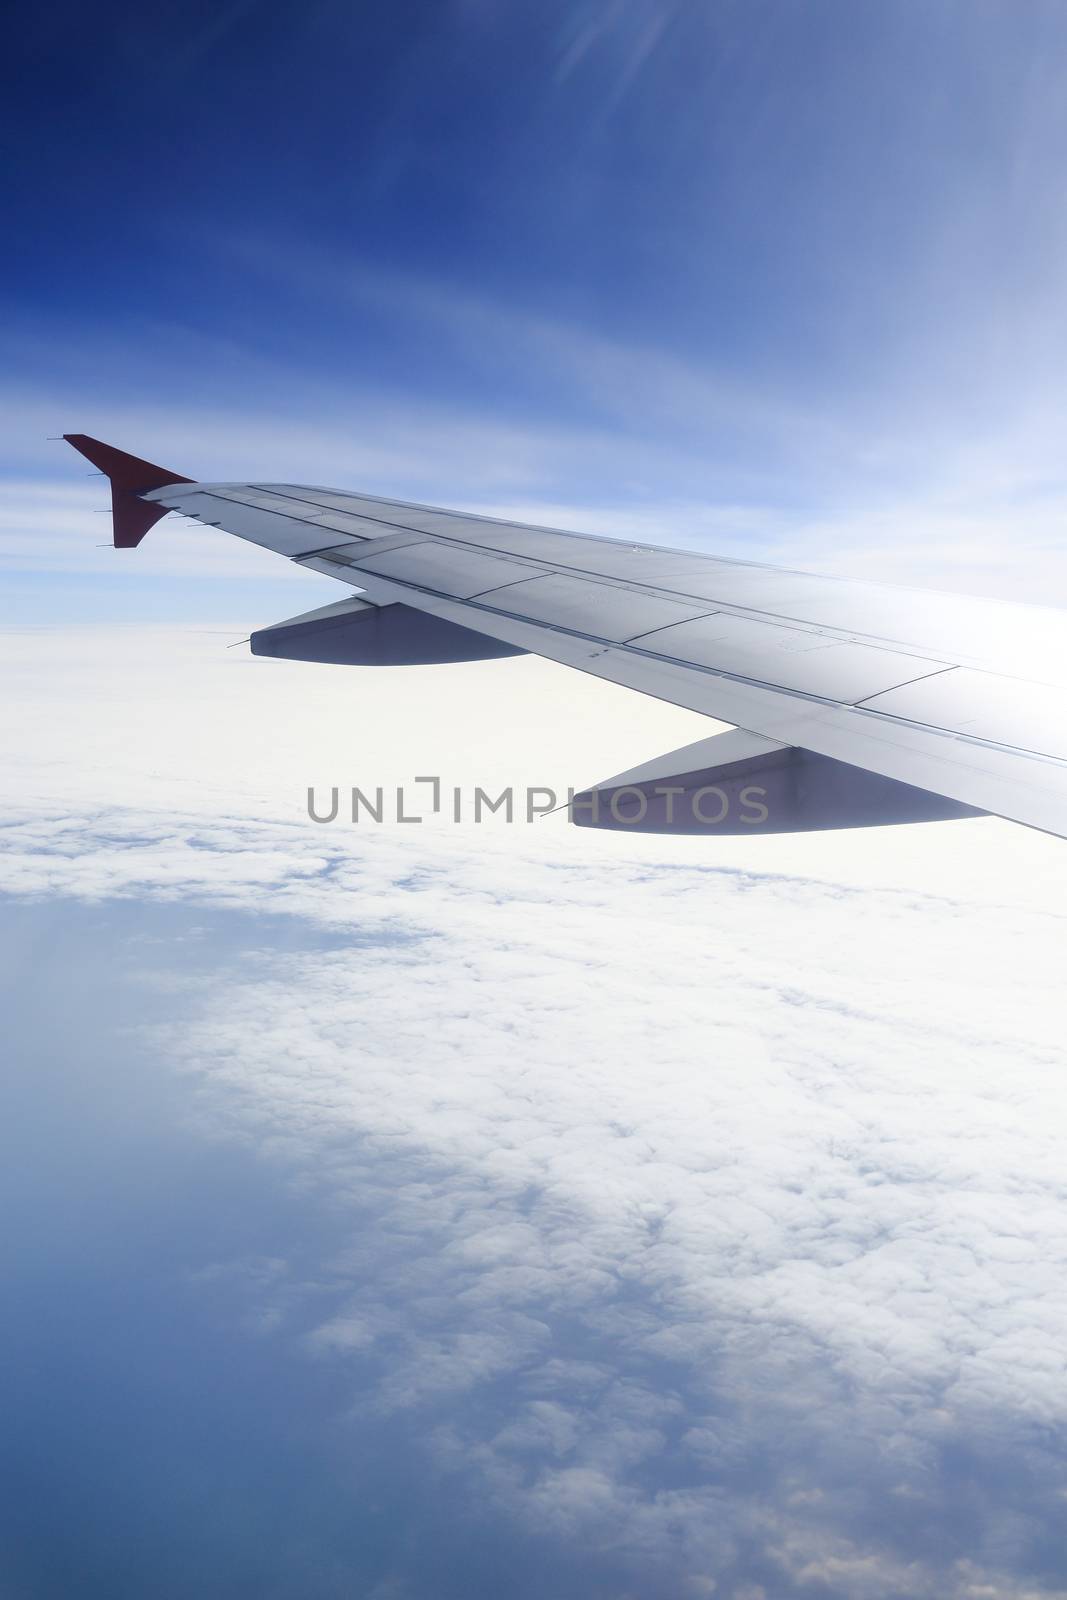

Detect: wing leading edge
[64, 434, 1067, 840]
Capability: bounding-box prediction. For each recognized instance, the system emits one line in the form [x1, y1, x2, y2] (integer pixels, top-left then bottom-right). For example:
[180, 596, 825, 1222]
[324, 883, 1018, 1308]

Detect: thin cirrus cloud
[10, 148, 1067, 611]
[8, 296, 1067, 616]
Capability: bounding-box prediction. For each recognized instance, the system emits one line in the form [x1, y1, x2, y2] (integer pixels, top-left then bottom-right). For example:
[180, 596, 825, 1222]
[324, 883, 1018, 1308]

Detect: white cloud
[3, 625, 1067, 1596]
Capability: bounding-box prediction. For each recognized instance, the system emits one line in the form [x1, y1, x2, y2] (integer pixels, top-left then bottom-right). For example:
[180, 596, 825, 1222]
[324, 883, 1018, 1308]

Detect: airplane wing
[63, 434, 1067, 840]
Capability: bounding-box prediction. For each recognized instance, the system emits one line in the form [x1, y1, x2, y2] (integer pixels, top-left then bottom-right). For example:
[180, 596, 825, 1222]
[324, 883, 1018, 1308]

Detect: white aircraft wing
[64, 434, 1067, 840]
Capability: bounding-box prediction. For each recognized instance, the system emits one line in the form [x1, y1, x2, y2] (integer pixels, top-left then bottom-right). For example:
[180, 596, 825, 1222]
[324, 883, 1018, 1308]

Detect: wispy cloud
[9, 199, 1067, 610]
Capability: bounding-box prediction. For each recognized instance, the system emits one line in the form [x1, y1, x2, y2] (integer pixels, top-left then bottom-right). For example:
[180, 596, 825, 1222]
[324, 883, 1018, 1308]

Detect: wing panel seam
[346, 569, 1067, 767]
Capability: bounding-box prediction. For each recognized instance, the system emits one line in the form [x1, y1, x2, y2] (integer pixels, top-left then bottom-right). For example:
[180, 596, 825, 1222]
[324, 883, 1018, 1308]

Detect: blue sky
[10, 0, 1064, 385]
[8, 1, 1067, 622]
[5, 6, 1067, 1598]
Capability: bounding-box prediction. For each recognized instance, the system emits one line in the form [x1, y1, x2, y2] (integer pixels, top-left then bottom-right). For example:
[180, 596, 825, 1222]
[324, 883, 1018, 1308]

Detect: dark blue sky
[8, 0, 1067, 443]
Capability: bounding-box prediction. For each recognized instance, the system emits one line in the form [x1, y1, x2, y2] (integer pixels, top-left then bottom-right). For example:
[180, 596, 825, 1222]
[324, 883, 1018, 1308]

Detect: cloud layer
[3, 626, 1067, 1597]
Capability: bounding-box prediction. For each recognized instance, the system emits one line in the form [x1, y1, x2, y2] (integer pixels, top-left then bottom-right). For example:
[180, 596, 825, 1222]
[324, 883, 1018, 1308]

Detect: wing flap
[860, 669, 1065, 759]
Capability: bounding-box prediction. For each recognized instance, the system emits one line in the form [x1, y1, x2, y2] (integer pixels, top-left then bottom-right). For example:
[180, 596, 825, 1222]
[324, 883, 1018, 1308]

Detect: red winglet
[64, 434, 193, 548]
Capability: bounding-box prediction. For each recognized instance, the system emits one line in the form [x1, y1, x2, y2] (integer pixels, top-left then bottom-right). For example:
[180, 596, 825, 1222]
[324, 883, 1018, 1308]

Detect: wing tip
[64, 434, 193, 548]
